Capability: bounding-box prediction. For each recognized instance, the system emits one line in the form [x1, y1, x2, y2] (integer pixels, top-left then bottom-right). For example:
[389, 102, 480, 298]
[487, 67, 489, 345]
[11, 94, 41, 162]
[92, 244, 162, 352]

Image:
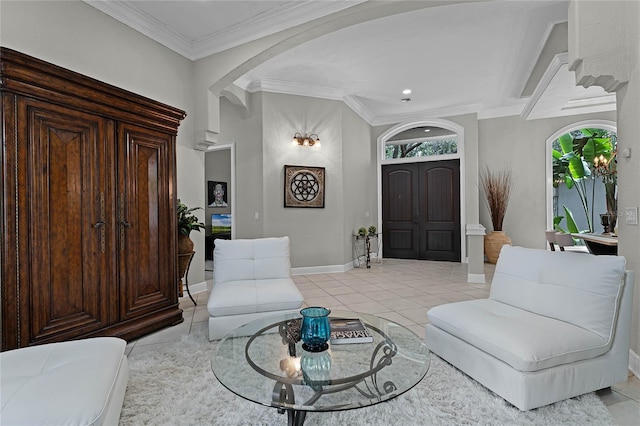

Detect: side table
[178, 251, 196, 305]
[353, 234, 381, 268]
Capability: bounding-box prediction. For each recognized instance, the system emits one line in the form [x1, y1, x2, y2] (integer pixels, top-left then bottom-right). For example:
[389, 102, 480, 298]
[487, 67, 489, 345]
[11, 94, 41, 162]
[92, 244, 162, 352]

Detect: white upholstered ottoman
[1, 337, 129, 425]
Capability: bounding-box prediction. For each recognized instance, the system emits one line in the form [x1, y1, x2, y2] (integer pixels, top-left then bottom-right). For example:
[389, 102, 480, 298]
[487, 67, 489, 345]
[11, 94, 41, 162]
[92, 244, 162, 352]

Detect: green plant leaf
[564, 175, 574, 189]
[563, 206, 581, 234]
[558, 133, 573, 154]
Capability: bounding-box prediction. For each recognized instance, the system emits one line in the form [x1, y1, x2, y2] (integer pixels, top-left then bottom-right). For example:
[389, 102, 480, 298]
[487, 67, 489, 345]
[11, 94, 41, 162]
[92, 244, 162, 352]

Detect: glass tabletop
[212, 310, 430, 414]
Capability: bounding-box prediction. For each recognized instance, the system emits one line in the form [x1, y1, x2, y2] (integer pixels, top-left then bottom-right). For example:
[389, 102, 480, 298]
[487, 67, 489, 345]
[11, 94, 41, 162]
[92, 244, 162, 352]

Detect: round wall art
[284, 165, 325, 208]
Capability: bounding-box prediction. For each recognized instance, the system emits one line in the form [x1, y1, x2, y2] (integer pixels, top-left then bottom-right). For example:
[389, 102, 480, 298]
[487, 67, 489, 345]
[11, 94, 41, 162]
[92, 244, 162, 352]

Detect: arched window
[384, 126, 457, 160]
[546, 121, 617, 233]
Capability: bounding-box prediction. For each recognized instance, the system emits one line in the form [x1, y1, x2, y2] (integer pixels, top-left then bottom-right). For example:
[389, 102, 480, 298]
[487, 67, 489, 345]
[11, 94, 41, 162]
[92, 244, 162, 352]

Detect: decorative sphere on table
[300, 307, 331, 352]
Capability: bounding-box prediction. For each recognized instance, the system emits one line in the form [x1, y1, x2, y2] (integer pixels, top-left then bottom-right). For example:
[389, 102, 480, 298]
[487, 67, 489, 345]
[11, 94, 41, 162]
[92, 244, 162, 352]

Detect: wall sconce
[292, 132, 320, 147]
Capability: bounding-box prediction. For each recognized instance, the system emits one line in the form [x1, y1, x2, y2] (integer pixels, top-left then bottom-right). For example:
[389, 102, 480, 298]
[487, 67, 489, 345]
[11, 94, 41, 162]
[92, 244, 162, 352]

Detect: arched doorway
[546, 120, 617, 232]
[377, 119, 465, 261]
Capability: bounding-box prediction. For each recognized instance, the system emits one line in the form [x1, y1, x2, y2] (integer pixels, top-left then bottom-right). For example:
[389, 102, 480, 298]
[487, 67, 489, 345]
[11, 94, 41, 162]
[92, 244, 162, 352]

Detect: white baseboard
[629, 349, 640, 379]
[292, 262, 354, 275]
[467, 273, 486, 283]
[181, 280, 208, 296]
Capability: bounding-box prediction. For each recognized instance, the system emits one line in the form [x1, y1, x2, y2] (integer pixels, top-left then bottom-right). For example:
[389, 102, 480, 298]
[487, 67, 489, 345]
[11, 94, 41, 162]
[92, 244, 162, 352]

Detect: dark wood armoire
[1, 48, 185, 350]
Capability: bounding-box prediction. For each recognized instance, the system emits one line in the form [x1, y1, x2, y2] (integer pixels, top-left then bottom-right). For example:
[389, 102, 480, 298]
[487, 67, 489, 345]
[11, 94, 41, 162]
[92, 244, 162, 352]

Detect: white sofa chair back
[490, 245, 626, 343]
[214, 236, 291, 284]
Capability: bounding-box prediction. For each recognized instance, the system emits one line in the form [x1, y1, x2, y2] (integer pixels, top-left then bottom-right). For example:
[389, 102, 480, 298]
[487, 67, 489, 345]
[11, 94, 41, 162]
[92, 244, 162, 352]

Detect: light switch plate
[625, 207, 639, 225]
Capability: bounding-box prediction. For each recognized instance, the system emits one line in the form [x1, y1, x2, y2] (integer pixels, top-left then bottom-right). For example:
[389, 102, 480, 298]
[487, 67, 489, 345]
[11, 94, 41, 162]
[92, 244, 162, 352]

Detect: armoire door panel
[22, 99, 114, 342]
[118, 123, 177, 320]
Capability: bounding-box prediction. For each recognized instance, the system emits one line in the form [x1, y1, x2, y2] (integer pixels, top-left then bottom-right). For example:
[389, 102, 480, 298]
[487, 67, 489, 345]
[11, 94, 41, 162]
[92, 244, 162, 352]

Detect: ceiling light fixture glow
[402, 89, 412, 95]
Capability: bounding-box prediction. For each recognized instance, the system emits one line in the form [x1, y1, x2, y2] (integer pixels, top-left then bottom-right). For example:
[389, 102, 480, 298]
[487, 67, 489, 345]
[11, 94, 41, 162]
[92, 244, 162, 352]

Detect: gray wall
[341, 105, 378, 262]
[478, 110, 617, 249]
[218, 91, 376, 269]
[262, 93, 346, 268]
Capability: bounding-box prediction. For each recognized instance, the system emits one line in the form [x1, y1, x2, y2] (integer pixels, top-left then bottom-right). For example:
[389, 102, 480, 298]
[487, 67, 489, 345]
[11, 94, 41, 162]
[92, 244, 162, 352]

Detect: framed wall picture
[284, 165, 325, 208]
[208, 181, 228, 207]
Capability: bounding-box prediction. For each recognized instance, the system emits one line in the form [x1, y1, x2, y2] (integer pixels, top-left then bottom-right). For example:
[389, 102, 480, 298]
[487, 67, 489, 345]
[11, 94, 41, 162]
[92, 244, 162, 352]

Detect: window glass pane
[385, 137, 457, 159]
[384, 126, 458, 160]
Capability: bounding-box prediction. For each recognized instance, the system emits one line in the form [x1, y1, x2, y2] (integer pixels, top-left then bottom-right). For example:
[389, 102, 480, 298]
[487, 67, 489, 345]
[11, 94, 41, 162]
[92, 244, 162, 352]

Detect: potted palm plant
[177, 200, 204, 254]
[480, 167, 514, 263]
[177, 201, 206, 253]
[177, 201, 205, 296]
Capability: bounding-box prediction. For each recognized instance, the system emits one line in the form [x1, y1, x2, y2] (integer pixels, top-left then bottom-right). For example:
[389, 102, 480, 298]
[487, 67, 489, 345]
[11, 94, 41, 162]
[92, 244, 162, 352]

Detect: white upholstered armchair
[207, 236, 304, 340]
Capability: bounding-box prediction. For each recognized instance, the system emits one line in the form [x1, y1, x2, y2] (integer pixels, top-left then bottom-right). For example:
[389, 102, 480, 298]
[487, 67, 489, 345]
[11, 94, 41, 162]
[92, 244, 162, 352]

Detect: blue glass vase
[300, 307, 331, 352]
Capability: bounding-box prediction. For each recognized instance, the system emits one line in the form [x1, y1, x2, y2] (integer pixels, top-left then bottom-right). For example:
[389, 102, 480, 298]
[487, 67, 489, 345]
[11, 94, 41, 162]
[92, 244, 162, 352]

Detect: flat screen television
[211, 214, 232, 238]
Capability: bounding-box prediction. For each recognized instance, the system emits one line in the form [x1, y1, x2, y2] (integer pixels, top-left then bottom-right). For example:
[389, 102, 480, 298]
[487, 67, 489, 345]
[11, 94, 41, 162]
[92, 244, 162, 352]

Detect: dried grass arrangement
[480, 167, 514, 232]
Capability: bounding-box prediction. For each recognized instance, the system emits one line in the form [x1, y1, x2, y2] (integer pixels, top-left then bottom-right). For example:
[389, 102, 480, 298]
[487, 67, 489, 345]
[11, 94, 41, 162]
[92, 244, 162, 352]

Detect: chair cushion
[208, 278, 303, 317]
[208, 280, 259, 316]
[490, 246, 626, 342]
[427, 299, 609, 372]
[1, 337, 127, 426]
[256, 279, 304, 313]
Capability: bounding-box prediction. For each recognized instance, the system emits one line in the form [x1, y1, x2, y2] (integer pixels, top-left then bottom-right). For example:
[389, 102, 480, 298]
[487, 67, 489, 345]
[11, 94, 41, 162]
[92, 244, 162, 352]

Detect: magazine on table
[330, 318, 373, 344]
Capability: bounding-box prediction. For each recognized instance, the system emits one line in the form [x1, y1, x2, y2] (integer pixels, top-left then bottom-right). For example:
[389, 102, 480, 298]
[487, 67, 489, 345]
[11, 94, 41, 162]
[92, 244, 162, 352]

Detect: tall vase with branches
[481, 167, 514, 263]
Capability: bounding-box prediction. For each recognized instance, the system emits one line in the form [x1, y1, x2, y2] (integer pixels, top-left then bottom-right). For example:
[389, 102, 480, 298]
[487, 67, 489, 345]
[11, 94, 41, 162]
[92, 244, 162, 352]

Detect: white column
[466, 224, 486, 283]
[569, 0, 640, 376]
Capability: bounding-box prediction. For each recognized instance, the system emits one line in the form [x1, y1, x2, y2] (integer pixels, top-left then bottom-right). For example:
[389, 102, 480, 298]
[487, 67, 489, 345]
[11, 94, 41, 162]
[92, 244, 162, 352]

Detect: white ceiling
[85, 0, 615, 125]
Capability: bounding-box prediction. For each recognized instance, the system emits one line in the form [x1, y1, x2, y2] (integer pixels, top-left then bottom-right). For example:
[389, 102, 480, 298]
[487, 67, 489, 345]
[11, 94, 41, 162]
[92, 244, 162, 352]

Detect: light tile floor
[127, 259, 640, 425]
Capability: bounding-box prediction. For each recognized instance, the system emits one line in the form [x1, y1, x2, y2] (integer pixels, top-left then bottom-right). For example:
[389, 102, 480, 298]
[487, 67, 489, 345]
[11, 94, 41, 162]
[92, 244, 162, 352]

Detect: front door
[382, 160, 460, 261]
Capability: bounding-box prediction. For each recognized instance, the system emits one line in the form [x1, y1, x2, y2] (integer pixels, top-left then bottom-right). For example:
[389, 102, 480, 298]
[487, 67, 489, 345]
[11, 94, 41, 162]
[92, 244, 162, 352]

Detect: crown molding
[236, 78, 530, 125]
[521, 53, 567, 120]
[516, 19, 568, 98]
[84, 0, 193, 58]
[253, 78, 347, 101]
[370, 104, 482, 127]
[570, 59, 626, 93]
[190, 1, 367, 60]
[478, 103, 526, 120]
[562, 95, 616, 111]
[343, 95, 375, 124]
[84, 0, 365, 61]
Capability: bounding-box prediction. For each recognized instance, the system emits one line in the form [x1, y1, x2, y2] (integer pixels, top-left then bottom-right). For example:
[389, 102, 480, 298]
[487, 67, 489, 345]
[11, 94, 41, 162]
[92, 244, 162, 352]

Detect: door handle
[120, 221, 131, 228]
[95, 192, 106, 253]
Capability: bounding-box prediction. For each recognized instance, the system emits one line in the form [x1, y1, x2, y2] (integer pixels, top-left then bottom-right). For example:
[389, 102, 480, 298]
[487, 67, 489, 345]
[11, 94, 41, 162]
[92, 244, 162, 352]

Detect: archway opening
[377, 120, 466, 262]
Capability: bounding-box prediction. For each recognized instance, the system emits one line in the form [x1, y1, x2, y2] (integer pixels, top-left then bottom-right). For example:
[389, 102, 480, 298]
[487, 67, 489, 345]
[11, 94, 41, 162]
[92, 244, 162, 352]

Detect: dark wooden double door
[382, 160, 461, 261]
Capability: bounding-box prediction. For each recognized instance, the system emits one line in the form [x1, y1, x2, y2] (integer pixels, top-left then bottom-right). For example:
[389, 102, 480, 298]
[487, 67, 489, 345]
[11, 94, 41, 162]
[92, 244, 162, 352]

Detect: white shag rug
[119, 333, 615, 425]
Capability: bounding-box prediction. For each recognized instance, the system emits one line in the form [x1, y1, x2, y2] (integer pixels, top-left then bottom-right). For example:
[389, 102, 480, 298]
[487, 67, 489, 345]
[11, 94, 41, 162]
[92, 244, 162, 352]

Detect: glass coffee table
[212, 310, 430, 425]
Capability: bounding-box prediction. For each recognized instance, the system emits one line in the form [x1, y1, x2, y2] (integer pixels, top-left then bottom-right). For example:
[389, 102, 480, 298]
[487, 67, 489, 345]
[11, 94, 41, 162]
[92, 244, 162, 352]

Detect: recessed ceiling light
[424, 129, 431, 132]
[400, 97, 411, 103]
[402, 89, 412, 95]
